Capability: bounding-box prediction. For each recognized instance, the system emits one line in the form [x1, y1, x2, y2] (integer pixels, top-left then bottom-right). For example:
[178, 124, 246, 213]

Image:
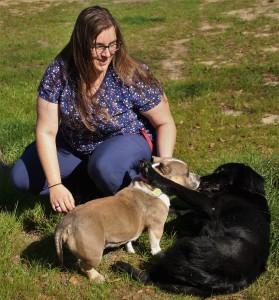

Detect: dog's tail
[112, 261, 212, 297]
[54, 220, 68, 265]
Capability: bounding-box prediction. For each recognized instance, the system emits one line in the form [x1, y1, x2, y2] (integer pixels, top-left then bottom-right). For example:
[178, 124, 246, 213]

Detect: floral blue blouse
[38, 58, 163, 154]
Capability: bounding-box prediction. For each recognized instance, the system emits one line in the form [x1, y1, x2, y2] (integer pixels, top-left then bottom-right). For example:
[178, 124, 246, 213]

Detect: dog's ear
[237, 166, 265, 195]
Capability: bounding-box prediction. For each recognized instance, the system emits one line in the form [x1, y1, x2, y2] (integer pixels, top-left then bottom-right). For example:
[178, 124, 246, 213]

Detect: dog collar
[132, 180, 170, 208]
[152, 188, 169, 207]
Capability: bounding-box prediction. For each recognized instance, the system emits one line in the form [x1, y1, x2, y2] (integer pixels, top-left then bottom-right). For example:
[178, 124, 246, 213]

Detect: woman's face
[91, 26, 117, 75]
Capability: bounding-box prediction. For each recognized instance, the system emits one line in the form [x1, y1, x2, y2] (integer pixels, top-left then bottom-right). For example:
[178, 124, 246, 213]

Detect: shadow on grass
[0, 160, 104, 216]
[0, 163, 43, 214]
[165, 81, 211, 99]
[21, 232, 128, 276]
[20, 237, 88, 281]
[21, 234, 58, 266]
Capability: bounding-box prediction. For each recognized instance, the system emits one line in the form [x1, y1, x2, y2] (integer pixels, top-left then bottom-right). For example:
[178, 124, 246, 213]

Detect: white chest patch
[133, 181, 170, 208]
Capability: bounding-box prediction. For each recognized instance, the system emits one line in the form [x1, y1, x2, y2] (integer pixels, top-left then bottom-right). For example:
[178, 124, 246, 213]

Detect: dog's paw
[112, 261, 151, 285]
[125, 242, 136, 253]
[112, 261, 133, 274]
[88, 273, 105, 283]
[154, 251, 165, 260]
[96, 274, 105, 283]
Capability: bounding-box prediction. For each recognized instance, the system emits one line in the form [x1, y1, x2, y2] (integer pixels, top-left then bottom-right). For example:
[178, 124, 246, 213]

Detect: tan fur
[54, 157, 200, 281]
[55, 187, 168, 281]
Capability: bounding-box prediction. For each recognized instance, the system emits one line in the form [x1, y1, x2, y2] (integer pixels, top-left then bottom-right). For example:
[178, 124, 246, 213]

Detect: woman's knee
[88, 156, 125, 195]
[10, 159, 30, 192]
[88, 134, 152, 195]
[10, 156, 46, 195]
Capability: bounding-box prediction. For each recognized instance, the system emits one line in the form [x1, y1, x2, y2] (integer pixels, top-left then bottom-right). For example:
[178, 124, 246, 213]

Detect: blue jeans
[10, 133, 152, 197]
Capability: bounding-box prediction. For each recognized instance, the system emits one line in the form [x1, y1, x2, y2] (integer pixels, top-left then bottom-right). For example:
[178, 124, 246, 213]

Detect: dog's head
[198, 163, 265, 195]
[147, 156, 200, 190]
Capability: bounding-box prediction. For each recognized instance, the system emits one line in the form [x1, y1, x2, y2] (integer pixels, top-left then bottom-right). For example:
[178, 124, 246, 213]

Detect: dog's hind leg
[113, 261, 212, 296]
[72, 228, 105, 282]
[79, 259, 105, 282]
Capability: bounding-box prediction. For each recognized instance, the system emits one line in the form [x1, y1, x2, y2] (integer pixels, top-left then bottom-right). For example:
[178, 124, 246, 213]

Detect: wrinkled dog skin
[113, 161, 270, 297]
[54, 157, 199, 282]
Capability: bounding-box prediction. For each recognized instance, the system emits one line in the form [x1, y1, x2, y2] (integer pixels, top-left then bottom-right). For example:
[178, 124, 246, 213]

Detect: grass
[0, 0, 278, 299]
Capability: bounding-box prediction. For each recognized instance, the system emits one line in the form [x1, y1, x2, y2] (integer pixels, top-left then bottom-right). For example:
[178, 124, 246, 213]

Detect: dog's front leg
[125, 241, 136, 253]
[148, 228, 163, 255]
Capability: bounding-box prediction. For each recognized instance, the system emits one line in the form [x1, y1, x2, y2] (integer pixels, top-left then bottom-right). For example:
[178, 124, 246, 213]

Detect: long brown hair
[58, 6, 160, 130]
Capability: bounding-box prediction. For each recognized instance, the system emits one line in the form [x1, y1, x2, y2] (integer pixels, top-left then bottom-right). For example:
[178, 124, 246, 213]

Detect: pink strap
[139, 129, 154, 153]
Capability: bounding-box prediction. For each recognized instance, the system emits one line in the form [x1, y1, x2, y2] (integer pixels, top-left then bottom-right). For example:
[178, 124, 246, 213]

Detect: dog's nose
[194, 181, 200, 189]
[190, 172, 200, 181]
[189, 172, 201, 190]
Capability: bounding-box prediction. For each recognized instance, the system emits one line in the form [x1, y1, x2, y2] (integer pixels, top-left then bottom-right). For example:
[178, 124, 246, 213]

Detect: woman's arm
[141, 94, 176, 157]
[36, 96, 75, 212]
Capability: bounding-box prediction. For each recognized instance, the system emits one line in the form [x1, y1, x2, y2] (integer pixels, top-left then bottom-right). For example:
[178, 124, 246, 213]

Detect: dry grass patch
[223, 0, 279, 21]
[161, 39, 191, 80]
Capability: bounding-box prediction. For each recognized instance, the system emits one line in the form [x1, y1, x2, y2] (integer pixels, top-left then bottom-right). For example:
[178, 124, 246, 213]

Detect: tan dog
[54, 157, 200, 282]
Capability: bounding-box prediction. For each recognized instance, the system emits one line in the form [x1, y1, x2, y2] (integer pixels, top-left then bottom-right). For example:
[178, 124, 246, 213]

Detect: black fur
[113, 162, 270, 296]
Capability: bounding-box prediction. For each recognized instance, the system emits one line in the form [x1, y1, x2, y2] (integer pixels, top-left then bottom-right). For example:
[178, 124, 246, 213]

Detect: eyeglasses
[92, 42, 122, 55]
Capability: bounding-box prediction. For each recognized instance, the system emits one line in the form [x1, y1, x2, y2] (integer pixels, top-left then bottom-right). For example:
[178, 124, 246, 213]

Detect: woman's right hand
[49, 184, 75, 212]
[35, 97, 75, 213]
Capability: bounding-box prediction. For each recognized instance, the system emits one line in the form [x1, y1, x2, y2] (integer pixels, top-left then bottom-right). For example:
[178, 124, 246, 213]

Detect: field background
[0, 0, 278, 299]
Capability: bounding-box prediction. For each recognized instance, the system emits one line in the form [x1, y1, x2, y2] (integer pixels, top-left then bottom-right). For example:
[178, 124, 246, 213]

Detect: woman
[10, 6, 176, 213]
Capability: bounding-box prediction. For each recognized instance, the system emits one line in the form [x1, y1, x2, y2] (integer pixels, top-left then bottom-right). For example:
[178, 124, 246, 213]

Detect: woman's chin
[94, 60, 111, 73]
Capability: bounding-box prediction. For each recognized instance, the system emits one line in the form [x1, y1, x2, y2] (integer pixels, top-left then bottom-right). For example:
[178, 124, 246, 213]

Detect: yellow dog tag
[152, 188, 162, 197]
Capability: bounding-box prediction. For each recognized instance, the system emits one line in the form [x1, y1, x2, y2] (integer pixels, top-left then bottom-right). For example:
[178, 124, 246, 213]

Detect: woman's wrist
[48, 182, 62, 189]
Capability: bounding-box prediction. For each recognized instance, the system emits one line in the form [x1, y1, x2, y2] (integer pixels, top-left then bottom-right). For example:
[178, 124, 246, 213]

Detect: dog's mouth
[138, 173, 149, 183]
[198, 182, 222, 193]
[137, 161, 161, 183]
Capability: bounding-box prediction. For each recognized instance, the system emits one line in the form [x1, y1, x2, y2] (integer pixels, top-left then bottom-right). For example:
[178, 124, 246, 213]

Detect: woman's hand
[49, 184, 75, 212]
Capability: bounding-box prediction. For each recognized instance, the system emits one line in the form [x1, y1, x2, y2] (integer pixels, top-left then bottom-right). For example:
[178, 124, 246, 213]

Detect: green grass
[0, 0, 278, 299]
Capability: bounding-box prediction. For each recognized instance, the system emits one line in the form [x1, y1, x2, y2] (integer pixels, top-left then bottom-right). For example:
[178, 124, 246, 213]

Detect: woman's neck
[89, 71, 106, 96]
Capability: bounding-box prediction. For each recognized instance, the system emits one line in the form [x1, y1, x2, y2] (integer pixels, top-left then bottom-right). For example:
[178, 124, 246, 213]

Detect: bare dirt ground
[1, 0, 278, 74]
[163, 0, 279, 79]
[0, 0, 78, 15]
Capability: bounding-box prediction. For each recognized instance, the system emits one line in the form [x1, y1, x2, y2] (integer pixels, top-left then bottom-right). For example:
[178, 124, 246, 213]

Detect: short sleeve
[37, 59, 64, 103]
[130, 80, 163, 112]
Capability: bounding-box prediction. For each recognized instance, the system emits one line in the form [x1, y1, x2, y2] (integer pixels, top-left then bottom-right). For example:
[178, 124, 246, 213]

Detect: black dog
[113, 162, 270, 297]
